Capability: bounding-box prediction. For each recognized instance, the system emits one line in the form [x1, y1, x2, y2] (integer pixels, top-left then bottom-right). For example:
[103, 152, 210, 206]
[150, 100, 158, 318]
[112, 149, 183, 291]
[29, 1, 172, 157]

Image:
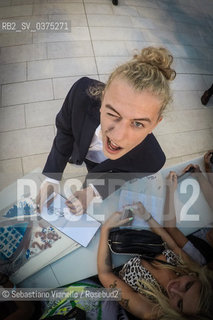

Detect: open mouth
[106, 136, 122, 152]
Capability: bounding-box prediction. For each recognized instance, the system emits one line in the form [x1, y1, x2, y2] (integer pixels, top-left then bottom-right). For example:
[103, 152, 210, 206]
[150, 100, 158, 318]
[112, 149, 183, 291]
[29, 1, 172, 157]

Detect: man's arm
[182, 164, 213, 211]
[163, 172, 188, 249]
[42, 83, 77, 181]
[204, 150, 213, 187]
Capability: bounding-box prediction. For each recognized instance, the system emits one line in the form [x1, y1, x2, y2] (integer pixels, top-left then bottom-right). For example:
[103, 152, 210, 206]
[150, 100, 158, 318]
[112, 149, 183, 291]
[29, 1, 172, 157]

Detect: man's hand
[65, 186, 96, 215]
[36, 181, 59, 213]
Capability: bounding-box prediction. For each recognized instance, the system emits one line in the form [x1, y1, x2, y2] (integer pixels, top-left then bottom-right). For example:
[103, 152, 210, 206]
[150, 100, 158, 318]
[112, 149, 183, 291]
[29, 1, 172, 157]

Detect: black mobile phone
[121, 208, 134, 226]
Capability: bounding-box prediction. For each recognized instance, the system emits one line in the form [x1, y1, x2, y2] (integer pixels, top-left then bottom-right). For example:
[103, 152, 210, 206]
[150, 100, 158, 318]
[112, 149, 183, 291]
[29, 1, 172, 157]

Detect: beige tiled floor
[0, 0, 213, 191]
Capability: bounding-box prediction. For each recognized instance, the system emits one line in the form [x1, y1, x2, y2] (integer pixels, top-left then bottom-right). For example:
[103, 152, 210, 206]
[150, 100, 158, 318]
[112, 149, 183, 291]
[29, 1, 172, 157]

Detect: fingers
[65, 196, 84, 215]
[167, 171, 177, 179]
[46, 194, 56, 208]
[204, 150, 213, 163]
[183, 164, 194, 173]
[117, 217, 133, 227]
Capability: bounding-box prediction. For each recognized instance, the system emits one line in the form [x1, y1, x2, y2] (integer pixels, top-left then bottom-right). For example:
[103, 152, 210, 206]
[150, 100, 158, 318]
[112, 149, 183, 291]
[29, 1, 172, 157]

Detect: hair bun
[133, 47, 176, 81]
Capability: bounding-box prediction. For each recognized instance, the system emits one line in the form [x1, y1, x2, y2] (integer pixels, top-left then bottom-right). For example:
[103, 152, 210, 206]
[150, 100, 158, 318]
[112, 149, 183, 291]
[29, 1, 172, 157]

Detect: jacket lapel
[78, 103, 100, 162]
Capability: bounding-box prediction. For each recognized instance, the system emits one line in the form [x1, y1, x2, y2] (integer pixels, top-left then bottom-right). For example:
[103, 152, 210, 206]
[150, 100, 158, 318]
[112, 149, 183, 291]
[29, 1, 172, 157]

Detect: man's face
[100, 78, 163, 160]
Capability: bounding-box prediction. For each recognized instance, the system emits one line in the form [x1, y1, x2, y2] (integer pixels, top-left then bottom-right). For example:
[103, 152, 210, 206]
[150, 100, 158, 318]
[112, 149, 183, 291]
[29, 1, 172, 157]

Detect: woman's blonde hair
[137, 260, 213, 320]
[89, 46, 176, 117]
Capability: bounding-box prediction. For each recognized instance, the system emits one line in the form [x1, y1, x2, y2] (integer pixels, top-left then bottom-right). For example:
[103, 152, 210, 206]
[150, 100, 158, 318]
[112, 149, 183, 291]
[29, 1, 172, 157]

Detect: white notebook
[41, 193, 101, 247]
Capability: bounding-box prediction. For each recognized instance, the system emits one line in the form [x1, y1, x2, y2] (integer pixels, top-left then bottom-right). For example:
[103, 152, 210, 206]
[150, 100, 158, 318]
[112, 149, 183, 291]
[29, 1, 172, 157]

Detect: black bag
[108, 228, 168, 262]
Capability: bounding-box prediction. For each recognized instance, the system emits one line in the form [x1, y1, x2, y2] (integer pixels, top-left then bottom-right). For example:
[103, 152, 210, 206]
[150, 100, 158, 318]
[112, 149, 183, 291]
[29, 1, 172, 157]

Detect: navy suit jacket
[43, 77, 166, 198]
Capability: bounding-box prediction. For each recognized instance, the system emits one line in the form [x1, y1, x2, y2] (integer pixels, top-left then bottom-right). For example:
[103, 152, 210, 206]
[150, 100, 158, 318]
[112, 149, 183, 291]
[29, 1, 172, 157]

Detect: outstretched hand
[183, 163, 201, 174]
[103, 211, 133, 230]
[204, 150, 213, 172]
[65, 186, 95, 215]
[166, 171, 177, 192]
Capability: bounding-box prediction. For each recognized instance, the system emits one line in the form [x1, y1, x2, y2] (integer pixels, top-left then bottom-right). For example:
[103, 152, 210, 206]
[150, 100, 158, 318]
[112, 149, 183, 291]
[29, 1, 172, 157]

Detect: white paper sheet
[41, 193, 101, 247]
[119, 190, 164, 228]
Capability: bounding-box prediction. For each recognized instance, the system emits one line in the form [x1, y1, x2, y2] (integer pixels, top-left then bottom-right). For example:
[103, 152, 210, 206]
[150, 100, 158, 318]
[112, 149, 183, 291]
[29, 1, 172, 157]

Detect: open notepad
[41, 193, 101, 247]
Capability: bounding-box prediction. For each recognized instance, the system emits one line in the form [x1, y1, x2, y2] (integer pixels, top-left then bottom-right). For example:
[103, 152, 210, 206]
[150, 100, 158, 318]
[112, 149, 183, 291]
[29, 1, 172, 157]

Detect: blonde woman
[98, 206, 213, 320]
[37, 47, 176, 214]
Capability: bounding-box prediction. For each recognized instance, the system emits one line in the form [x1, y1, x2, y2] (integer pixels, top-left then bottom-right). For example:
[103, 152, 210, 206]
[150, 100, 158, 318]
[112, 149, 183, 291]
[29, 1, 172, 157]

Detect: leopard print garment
[119, 249, 180, 293]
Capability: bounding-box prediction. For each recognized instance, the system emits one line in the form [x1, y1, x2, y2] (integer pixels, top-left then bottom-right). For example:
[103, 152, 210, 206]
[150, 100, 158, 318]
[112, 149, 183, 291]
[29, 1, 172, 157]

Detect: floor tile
[0, 62, 26, 85]
[164, 156, 184, 168]
[0, 105, 25, 132]
[157, 129, 213, 159]
[53, 75, 99, 99]
[0, 158, 23, 191]
[0, 43, 47, 64]
[175, 58, 213, 75]
[93, 40, 128, 57]
[166, 44, 200, 59]
[47, 0, 83, 2]
[99, 74, 109, 83]
[130, 16, 156, 29]
[202, 75, 213, 89]
[0, 32, 32, 47]
[181, 152, 204, 162]
[2, 79, 53, 106]
[28, 57, 97, 80]
[96, 56, 129, 74]
[171, 74, 207, 91]
[0, 4, 32, 18]
[11, 0, 33, 4]
[47, 41, 93, 59]
[137, 6, 168, 21]
[84, 0, 109, 2]
[124, 40, 158, 55]
[154, 109, 213, 135]
[25, 99, 63, 127]
[124, 0, 159, 9]
[33, 27, 90, 43]
[22, 152, 49, 175]
[112, 5, 139, 16]
[90, 27, 144, 41]
[0, 0, 11, 6]
[49, 14, 87, 27]
[172, 90, 203, 110]
[0, 126, 55, 160]
[85, 3, 113, 15]
[87, 14, 132, 27]
[33, 3, 84, 15]
[63, 162, 88, 179]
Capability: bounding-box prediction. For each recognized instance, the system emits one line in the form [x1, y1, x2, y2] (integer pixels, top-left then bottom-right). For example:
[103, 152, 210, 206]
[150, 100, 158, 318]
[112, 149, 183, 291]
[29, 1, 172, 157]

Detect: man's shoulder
[132, 133, 166, 172]
[70, 77, 104, 94]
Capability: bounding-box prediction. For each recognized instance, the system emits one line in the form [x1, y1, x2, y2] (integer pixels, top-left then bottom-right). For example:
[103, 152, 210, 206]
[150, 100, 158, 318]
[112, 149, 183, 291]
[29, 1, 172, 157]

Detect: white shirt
[85, 125, 108, 163]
